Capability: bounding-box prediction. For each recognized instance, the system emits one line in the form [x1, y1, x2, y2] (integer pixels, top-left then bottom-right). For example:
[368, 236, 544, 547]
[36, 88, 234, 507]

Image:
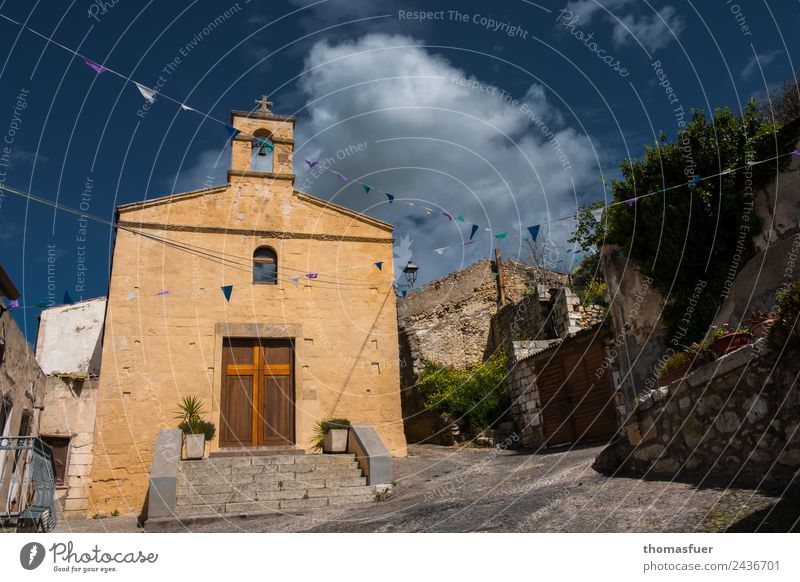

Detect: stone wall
[594, 339, 800, 486]
[38, 377, 99, 519]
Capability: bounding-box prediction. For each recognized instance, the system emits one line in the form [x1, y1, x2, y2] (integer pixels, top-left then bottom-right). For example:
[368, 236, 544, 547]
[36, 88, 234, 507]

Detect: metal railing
[0, 436, 58, 532]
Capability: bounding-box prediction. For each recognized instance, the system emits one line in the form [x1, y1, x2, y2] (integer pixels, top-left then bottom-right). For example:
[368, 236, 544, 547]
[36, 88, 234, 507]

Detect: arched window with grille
[253, 247, 277, 284]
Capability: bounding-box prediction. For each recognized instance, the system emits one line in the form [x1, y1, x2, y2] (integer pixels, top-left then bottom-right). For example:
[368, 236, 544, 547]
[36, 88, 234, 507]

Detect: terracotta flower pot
[750, 319, 775, 338]
[658, 362, 700, 387]
[709, 332, 751, 358]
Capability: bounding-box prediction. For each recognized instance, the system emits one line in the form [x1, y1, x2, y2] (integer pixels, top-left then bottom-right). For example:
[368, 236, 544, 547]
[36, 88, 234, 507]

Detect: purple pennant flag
[442, 212, 453, 221]
[306, 273, 318, 279]
[304, 159, 318, 168]
[792, 150, 800, 157]
[333, 172, 348, 182]
[156, 290, 171, 296]
[9, 299, 19, 309]
[625, 197, 638, 207]
[463, 239, 476, 246]
[83, 58, 106, 73]
[470, 224, 479, 240]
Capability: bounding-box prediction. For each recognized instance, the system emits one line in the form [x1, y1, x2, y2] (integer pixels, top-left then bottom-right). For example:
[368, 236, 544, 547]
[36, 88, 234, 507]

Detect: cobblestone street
[58, 445, 798, 533]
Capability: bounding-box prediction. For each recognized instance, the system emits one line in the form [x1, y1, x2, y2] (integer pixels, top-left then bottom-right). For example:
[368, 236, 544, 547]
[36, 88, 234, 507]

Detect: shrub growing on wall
[418, 351, 509, 435]
[572, 100, 799, 343]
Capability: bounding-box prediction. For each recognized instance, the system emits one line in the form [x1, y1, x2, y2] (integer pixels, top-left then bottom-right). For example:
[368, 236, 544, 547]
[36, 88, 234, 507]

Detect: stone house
[88, 103, 407, 517]
[0, 265, 50, 528]
[36, 297, 106, 519]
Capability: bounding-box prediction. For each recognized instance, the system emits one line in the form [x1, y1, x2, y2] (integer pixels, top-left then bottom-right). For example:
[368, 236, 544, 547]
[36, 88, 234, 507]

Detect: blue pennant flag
[386, 193, 394, 203]
[225, 125, 241, 139]
[527, 225, 540, 242]
[63, 291, 73, 305]
[374, 262, 383, 271]
[470, 224, 479, 240]
[221, 285, 233, 302]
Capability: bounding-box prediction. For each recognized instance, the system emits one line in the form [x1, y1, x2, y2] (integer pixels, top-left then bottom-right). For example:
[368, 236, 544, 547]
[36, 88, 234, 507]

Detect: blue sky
[0, 0, 798, 340]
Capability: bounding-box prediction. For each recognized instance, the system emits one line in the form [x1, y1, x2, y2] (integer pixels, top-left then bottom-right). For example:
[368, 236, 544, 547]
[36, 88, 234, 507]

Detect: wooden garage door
[537, 337, 617, 447]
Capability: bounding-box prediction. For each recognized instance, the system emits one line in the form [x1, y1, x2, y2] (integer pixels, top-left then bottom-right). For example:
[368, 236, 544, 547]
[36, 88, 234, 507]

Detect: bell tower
[228, 95, 295, 182]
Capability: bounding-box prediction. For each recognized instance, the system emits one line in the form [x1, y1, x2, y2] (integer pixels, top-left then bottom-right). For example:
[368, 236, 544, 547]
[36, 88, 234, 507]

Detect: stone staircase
[175, 453, 376, 517]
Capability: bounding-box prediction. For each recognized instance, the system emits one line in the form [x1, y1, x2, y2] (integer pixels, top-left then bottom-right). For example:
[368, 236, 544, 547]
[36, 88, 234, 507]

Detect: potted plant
[175, 395, 216, 460]
[657, 351, 700, 387]
[747, 310, 776, 338]
[311, 418, 351, 454]
[707, 324, 752, 359]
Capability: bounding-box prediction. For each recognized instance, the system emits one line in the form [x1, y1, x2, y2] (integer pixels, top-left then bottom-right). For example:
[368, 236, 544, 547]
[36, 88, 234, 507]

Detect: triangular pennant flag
[415, 287, 423, 293]
[8, 299, 19, 309]
[83, 58, 106, 73]
[692, 175, 702, 184]
[463, 240, 476, 246]
[180, 103, 194, 111]
[136, 83, 156, 104]
[254, 137, 274, 153]
[63, 291, 73, 305]
[470, 224, 479, 240]
[156, 290, 170, 296]
[624, 197, 637, 207]
[424, 208, 433, 214]
[575, 255, 582, 261]
[334, 172, 348, 182]
[591, 208, 604, 222]
[36, 300, 47, 308]
[401, 290, 408, 297]
[495, 232, 507, 239]
[407, 202, 415, 206]
[457, 215, 465, 222]
[304, 159, 318, 168]
[442, 212, 453, 221]
[221, 285, 233, 302]
[225, 125, 241, 139]
[374, 262, 383, 271]
[493, 272, 499, 278]
[289, 276, 300, 286]
[362, 184, 371, 194]
[126, 291, 137, 301]
[527, 225, 540, 241]
[306, 273, 318, 279]
[433, 247, 448, 255]
[385, 193, 394, 203]
[792, 150, 800, 157]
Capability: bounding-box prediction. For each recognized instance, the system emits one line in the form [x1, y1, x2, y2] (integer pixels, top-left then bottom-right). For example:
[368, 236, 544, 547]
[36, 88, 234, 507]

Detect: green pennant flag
[457, 215, 465, 222]
[362, 184, 371, 194]
[36, 300, 47, 308]
[495, 232, 507, 239]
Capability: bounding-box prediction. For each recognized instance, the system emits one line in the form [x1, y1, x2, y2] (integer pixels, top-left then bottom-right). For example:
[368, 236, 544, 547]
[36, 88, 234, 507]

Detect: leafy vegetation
[418, 351, 510, 435]
[767, 282, 800, 352]
[572, 100, 798, 343]
[577, 276, 607, 306]
[309, 418, 351, 451]
[175, 395, 216, 441]
[657, 351, 695, 379]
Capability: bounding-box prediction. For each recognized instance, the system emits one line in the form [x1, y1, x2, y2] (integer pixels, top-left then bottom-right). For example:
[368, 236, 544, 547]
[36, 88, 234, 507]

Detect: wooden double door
[220, 338, 295, 448]
[537, 337, 617, 447]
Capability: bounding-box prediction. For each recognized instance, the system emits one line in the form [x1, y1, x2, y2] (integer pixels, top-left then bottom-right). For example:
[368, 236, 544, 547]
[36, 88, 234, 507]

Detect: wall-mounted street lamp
[402, 261, 419, 288]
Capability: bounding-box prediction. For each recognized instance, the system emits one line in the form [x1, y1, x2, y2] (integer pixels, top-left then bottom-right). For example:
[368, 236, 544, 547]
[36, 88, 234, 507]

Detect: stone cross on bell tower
[255, 95, 273, 112]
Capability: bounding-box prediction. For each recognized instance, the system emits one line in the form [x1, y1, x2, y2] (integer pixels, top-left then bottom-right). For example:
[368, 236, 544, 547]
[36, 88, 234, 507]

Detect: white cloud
[611, 6, 685, 52]
[294, 34, 599, 282]
[564, 1, 683, 53]
[741, 50, 782, 80]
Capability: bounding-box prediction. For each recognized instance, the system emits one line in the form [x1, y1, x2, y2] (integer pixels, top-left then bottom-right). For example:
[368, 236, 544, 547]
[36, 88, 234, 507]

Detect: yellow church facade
[89, 105, 407, 516]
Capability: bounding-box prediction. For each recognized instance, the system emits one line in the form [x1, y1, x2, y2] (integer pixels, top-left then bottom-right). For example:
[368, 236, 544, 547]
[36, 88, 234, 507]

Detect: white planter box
[183, 434, 206, 460]
[323, 428, 348, 453]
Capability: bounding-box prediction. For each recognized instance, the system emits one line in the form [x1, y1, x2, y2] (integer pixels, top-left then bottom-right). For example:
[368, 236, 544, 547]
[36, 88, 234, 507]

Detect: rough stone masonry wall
[594, 339, 800, 486]
[38, 377, 98, 519]
[0, 309, 45, 436]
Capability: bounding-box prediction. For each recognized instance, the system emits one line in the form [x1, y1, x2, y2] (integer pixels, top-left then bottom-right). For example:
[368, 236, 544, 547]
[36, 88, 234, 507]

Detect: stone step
[195, 453, 357, 468]
[177, 473, 367, 496]
[173, 491, 377, 517]
[177, 464, 362, 486]
[176, 485, 374, 507]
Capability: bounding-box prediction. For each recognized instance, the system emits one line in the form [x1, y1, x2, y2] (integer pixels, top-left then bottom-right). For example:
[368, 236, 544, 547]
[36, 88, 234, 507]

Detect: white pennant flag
[180, 103, 194, 111]
[433, 247, 448, 255]
[591, 208, 604, 222]
[126, 291, 137, 301]
[136, 83, 157, 103]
